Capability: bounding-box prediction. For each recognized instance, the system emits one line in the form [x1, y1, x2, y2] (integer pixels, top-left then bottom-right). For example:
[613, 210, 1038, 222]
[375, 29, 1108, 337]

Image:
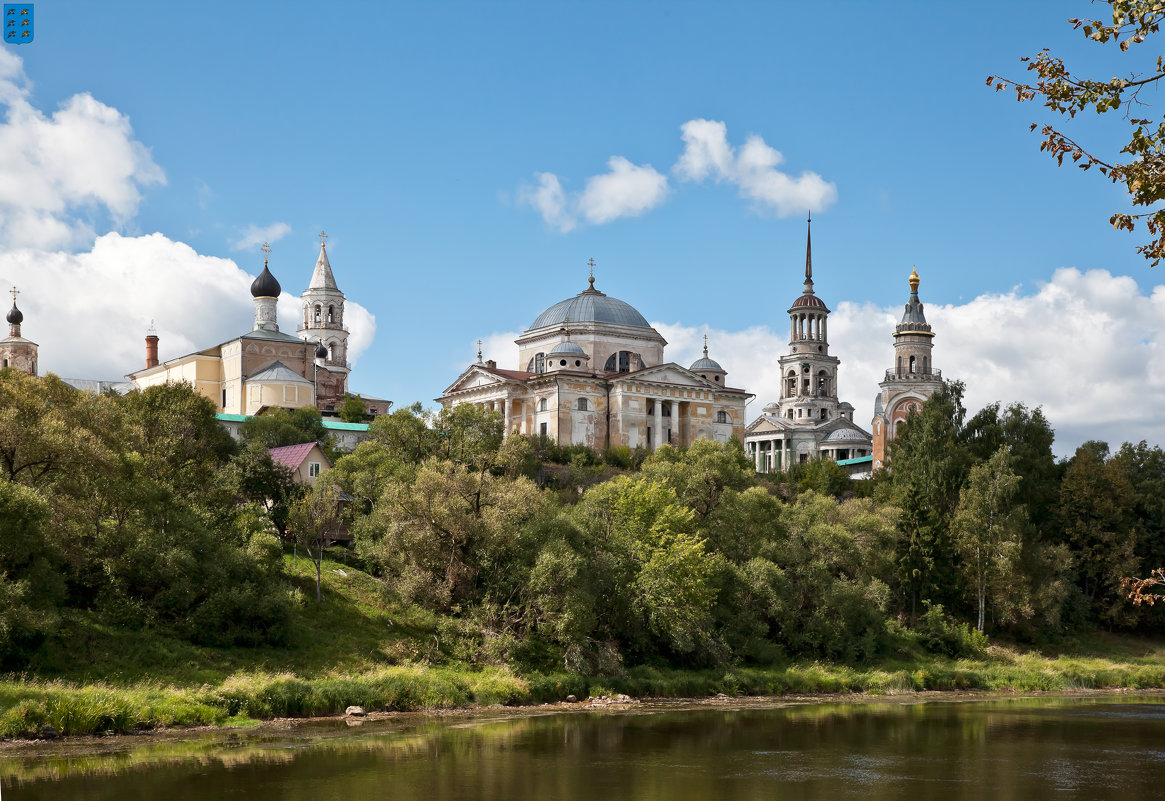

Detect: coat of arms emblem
[4, 4, 32, 45]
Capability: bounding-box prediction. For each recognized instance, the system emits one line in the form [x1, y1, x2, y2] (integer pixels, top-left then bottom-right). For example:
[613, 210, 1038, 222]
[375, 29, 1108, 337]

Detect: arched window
[531, 353, 545, 373]
[922, 356, 928, 375]
[661, 404, 671, 418]
[820, 409, 828, 419]
[909, 355, 916, 374]
[314, 305, 322, 323]
[716, 411, 728, 423]
[603, 350, 634, 373]
[539, 398, 548, 412]
[897, 356, 902, 375]
[327, 305, 334, 323]
[577, 398, 588, 411]
[787, 409, 794, 420]
[327, 343, 334, 361]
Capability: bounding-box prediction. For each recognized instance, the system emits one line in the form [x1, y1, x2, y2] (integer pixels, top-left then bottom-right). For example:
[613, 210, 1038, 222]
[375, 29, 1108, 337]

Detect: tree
[951, 448, 1025, 633]
[219, 444, 303, 539]
[888, 381, 972, 617]
[1056, 442, 1140, 625]
[988, 2, 1165, 265]
[287, 481, 347, 603]
[240, 407, 334, 456]
[339, 393, 369, 423]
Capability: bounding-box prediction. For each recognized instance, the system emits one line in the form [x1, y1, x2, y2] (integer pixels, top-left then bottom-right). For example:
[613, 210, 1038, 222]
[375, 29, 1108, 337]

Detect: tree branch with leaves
[987, 1, 1165, 265]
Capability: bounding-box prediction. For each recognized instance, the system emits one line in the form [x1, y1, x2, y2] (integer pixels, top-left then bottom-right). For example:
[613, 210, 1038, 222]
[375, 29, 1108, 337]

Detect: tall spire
[309, 230, 338, 290]
[803, 212, 814, 294]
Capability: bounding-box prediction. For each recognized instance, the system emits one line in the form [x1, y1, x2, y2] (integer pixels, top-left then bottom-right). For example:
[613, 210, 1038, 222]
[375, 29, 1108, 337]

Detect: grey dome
[690, 357, 723, 372]
[529, 283, 650, 330]
[824, 427, 871, 443]
[549, 340, 587, 357]
[251, 264, 281, 298]
[315, 342, 328, 359]
[6, 302, 22, 325]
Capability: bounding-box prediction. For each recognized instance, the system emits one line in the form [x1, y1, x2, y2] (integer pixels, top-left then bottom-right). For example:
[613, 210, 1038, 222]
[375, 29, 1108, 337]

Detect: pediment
[746, 415, 788, 435]
[618, 362, 717, 389]
[441, 365, 523, 396]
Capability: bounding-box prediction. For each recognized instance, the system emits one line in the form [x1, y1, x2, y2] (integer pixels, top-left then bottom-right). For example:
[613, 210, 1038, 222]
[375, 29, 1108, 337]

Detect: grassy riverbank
[3, 556, 1165, 740]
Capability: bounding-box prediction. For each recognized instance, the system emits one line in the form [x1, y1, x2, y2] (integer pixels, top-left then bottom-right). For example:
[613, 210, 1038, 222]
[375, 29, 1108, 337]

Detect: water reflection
[3, 695, 1164, 800]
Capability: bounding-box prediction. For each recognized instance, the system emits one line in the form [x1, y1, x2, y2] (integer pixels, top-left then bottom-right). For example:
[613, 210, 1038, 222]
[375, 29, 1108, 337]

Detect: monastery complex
[1, 221, 946, 474]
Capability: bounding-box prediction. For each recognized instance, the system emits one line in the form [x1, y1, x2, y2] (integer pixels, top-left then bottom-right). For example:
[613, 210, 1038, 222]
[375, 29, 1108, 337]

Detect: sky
[1, 1, 1163, 457]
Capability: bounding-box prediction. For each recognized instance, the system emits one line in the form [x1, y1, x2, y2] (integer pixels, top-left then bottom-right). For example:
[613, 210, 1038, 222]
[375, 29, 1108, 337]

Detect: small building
[269, 442, 332, 485]
[215, 412, 371, 453]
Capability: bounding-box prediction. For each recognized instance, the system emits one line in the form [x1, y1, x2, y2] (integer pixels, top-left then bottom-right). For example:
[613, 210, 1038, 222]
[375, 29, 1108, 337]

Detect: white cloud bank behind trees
[0, 52, 375, 380]
[482, 268, 1165, 456]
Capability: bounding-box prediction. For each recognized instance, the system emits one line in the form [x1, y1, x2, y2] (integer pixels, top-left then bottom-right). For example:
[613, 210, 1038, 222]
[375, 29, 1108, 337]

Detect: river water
[2, 694, 1164, 800]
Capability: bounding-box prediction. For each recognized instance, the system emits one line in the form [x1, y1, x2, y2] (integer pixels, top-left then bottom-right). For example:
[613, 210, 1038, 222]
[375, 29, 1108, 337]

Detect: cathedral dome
[824, 427, 870, 443]
[690, 356, 723, 371]
[529, 277, 651, 331]
[6, 302, 22, 325]
[549, 340, 587, 357]
[790, 293, 828, 310]
[250, 264, 281, 298]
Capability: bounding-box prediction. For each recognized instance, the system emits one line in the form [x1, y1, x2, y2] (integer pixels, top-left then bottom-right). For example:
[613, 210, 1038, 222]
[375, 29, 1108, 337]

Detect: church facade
[744, 220, 874, 471]
[438, 273, 751, 450]
[128, 237, 384, 416]
[870, 268, 943, 470]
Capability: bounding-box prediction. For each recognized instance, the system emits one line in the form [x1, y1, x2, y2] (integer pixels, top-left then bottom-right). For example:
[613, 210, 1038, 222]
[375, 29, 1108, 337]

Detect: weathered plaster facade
[439, 276, 750, 450]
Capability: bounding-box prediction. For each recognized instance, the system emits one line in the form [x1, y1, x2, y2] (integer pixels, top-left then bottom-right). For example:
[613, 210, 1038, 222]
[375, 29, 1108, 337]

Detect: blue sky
[2, 1, 1163, 454]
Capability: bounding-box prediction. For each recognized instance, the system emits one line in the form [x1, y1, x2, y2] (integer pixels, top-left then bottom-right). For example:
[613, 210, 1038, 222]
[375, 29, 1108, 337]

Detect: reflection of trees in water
[7, 697, 1165, 799]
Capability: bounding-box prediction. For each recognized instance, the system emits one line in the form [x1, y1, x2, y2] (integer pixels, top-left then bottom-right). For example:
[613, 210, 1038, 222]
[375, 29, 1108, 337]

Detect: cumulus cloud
[0, 50, 164, 250]
[230, 222, 291, 252]
[520, 157, 669, 233]
[674, 118, 837, 216]
[0, 232, 376, 379]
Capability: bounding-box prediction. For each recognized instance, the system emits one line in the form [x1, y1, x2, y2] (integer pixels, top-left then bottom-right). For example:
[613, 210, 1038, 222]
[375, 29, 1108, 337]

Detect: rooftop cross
[319, 230, 328, 247]
[587, 257, 596, 289]
[476, 339, 483, 363]
[260, 242, 271, 264]
[703, 333, 709, 357]
[8, 286, 18, 304]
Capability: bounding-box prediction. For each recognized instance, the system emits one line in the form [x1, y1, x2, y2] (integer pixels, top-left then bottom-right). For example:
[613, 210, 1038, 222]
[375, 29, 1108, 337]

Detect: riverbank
[5, 643, 1165, 740]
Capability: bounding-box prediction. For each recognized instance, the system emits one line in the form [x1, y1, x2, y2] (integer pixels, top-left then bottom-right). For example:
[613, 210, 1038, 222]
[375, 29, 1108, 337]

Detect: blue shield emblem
[4, 4, 32, 45]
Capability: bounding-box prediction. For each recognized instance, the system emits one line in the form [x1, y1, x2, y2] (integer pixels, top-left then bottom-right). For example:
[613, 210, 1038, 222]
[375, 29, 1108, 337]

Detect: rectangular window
[540, 423, 547, 437]
[222, 389, 227, 408]
[308, 462, 321, 478]
[249, 385, 259, 402]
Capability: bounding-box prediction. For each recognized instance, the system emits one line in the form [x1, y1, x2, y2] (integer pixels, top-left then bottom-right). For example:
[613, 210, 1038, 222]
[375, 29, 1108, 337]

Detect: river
[2, 693, 1163, 800]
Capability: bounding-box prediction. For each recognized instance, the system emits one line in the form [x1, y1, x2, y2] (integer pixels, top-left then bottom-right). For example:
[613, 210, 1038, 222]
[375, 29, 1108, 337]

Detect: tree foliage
[988, 1, 1165, 265]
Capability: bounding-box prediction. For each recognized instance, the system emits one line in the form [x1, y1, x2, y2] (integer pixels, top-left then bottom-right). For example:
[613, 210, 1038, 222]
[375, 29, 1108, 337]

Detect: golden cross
[319, 230, 328, 246]
[703, 334, 708, 355]
[476, 339, 483, 362]
[587, 257, 596, 277]
[260, 242, 271, 263]
[8, 286, 17, 304]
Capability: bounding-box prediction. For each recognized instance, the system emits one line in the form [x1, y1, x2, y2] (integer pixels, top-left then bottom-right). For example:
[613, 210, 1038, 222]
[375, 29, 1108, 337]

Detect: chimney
[145, 323, 159, 368]
[485, 359, 497, 369]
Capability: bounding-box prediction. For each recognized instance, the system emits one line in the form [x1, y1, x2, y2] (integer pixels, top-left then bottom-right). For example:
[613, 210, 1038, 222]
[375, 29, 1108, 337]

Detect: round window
[559, 359, 567, 366]
[575, 360, 581, 367]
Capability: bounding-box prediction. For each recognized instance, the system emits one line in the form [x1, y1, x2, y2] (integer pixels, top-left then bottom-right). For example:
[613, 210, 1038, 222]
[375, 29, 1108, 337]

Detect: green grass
[3, 555, 1165, 740]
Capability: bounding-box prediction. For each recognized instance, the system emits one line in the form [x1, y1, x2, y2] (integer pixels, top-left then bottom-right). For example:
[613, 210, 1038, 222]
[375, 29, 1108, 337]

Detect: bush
[912, 603, 989, 658]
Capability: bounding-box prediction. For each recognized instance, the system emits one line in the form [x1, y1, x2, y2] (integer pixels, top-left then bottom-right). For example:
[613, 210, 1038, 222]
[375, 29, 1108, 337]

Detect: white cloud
[230, 222, 291, 252]
[0, 51, 164, 250]
[578, 156, 670, 225]
[519, 172, 574, 232]
[520, 158, 669, 232]
[0, 232, 376, 379]
[674, 119, 837, 216]
[658, 269, 1165, 457]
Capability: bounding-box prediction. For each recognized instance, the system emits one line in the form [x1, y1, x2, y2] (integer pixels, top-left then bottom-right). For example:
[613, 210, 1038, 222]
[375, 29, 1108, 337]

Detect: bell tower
[776, 215, 841, 425]
[0, 286, 38, 377]
[297, 231, 350, 381]
[872, 267, 943, 469]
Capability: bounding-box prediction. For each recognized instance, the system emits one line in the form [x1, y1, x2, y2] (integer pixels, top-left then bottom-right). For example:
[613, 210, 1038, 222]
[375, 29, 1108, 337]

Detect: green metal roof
[836, 455, 874, 466]
[215, 412, 369, 432]
[322, 420, 370, 431]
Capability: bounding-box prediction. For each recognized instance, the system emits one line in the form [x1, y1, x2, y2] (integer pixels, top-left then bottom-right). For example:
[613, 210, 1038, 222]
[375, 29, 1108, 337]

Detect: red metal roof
[268, 442, 320, 470]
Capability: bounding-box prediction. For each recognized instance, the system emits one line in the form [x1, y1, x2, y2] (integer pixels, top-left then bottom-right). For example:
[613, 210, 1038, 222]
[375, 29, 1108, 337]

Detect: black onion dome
[6, 302, 22, 325]
[315, 342, 328, 359]
[250, 264, 281, 298]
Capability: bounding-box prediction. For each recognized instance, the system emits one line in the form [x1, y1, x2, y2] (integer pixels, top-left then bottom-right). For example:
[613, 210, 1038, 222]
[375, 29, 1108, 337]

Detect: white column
[653, 397, 662, 452]
[754, 441, 762, 473]
[503, 396, 512, 434]
[520, 398, 527, 434]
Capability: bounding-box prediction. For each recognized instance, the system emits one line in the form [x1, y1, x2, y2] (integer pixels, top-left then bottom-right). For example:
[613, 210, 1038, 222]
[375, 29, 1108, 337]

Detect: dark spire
[802, 213, 815, 295]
